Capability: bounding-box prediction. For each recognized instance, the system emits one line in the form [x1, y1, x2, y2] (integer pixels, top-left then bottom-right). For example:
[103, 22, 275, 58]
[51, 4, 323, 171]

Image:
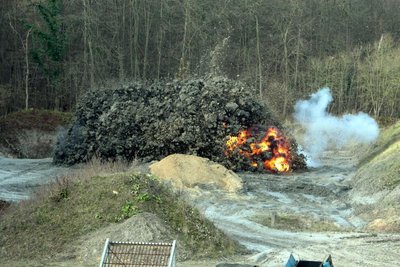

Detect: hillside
[0, 162, 243, 266]
[351, 121, 400, 231]
[0, 109, 71, 158]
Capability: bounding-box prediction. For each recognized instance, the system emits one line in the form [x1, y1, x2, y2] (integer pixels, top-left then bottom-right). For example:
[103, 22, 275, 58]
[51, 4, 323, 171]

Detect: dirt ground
[0, 156, 69, 201]
[173, 148, 400, 266]
[2, 148, 400, 266]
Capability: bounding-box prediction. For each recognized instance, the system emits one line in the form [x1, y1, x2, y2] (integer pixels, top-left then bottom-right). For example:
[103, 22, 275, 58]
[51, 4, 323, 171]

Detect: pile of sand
[149, 154, 243, 193]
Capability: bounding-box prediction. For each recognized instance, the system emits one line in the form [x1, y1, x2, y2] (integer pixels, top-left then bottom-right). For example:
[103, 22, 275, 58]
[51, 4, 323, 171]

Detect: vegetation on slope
[359, 122, 400, 167]
[352, 121, 400, 231]
[0, 167, 242, 262]
[355, 121, 400, 190]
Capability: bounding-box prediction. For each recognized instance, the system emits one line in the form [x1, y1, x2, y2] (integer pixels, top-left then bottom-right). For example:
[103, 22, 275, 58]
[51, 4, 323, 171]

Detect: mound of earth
[53, 77, 305, 171]
[351, 121, 400, 231]
[74, 212, 186, 265]
[150, 154, 243, 193]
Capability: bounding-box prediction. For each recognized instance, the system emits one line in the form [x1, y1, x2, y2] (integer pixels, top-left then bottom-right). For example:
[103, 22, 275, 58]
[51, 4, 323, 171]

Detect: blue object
[285, 253, 333, 267]
[285, 254, 297, 267]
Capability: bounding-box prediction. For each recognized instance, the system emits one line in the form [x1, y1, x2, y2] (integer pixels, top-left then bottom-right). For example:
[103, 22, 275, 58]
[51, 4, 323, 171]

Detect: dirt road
[182, 149, 400, 266]
[0, 157, 68, 201]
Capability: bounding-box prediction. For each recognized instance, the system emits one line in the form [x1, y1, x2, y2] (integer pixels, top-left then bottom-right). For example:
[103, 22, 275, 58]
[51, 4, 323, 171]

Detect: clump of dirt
[0, 200, 10, 215]
[150, 154, 243, 193]
[0, 109, 72, 158]
[53, 77, 306, 171]
[74, 212, 179, 265]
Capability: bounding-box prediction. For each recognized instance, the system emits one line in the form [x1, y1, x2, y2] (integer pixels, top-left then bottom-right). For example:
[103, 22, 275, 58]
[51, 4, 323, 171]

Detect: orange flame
[225, 127, 291, 173]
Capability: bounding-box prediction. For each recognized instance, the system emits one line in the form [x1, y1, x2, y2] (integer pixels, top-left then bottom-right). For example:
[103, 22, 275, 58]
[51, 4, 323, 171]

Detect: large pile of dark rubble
[53, 77, 305, 170]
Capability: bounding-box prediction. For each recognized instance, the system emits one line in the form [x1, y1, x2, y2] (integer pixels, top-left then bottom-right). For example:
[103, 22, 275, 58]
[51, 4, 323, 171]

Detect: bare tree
[142, 1, 151, 80]
[255, 15, 262, 97]
[9, 18, 31, 110]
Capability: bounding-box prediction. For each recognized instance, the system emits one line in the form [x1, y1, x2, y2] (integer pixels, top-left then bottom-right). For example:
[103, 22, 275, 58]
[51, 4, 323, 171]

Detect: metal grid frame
[99, 239, 176, 267]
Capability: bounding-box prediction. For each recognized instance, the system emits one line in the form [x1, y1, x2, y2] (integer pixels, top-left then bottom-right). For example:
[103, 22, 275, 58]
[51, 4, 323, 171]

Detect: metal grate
[99, 239, 176, 267]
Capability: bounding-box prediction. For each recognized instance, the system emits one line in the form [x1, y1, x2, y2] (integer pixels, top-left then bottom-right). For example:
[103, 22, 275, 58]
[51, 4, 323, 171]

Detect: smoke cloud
[293, 88, 379, 167]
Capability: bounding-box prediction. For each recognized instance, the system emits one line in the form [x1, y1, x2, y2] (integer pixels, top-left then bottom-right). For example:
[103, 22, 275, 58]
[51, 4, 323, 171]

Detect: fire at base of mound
[225, 126, 292, 173]
[53, 77, 306, 172]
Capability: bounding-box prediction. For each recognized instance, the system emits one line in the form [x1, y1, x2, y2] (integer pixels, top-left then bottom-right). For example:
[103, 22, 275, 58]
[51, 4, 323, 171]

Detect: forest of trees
[1, 0, 400, 119]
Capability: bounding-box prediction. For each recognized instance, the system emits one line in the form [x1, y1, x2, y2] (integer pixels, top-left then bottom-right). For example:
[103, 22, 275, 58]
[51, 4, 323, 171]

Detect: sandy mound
[74, 212, 182, 265]
[366, 213, 400, 232]
[149, 154, 243, 193]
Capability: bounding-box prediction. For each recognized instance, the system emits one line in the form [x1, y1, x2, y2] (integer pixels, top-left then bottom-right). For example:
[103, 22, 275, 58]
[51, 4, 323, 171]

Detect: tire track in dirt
[186, 149, 400, 266]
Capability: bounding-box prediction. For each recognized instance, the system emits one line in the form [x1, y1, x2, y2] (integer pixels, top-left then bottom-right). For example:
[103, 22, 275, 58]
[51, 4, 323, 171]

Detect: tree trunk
[282, 27, 290, 118]
[255, 15, 262, 97]
[294, 28, 301, 90]
[119, 0, 126, 82]
[178, 0, 189, 78]
[82, 0, 88, 91]
[83, 0, 95, 88]
[129, 0, 134, 77]
[157, 1, 164, 79]
[24, 29, 32, 110]
[9, 16, 30, 109]
[133, 0, 139, 79]
[142, 2, 151, 80]
[88, 37, 95, 88]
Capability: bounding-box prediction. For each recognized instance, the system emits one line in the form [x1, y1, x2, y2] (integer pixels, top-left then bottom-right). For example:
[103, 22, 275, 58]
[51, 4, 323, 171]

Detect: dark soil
[0, 200, 10, 215]
[53, 77, 305, 170]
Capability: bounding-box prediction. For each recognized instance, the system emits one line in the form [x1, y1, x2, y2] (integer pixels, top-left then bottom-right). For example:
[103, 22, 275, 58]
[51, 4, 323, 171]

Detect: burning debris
[53, 77, 305, 172]
[225, 126, 292, 173]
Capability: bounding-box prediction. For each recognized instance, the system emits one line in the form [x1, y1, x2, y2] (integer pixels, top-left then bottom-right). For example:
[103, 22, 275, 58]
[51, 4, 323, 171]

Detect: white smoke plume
[293, 88, 379, 167]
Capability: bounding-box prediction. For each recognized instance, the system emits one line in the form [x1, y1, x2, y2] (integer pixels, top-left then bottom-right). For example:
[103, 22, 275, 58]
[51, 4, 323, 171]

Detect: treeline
[1, 0, 400, 119]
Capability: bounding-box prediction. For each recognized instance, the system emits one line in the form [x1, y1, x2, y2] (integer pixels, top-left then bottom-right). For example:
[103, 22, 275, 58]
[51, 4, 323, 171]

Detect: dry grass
[251, 212, 342, 232]
[351, 121, 400, 232]
[28, 157, 131, 204]
[70, 157, 132, 180]
[354, 121, 400, 191]
[358, 121, 400, 167]
[0, 160, 243, 262]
